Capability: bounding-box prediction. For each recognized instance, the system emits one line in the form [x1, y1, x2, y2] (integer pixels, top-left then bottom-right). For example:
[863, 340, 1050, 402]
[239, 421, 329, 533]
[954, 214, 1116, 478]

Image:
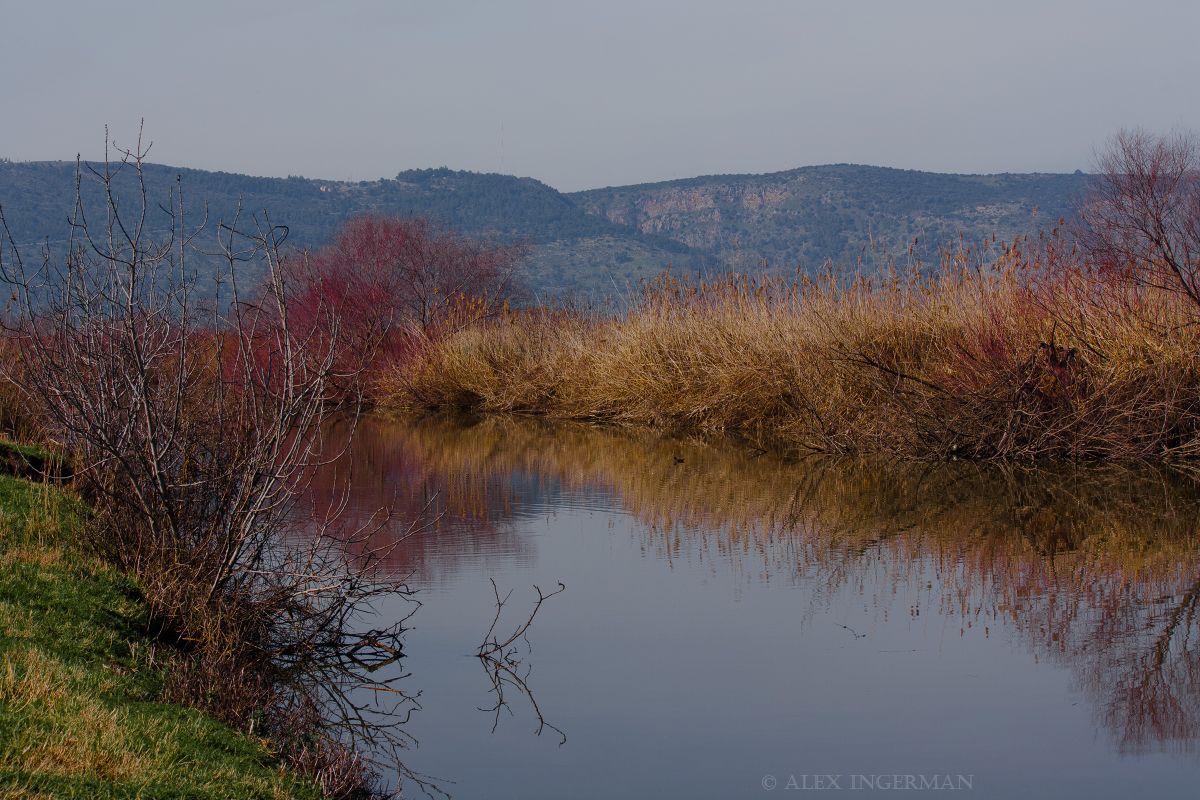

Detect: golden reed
[379, 234, 1200, 460]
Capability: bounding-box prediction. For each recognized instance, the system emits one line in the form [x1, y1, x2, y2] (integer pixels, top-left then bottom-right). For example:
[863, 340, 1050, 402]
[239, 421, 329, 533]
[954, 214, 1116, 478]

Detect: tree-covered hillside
[0, 160, 697, 298]
[1, 159, 1088, 300]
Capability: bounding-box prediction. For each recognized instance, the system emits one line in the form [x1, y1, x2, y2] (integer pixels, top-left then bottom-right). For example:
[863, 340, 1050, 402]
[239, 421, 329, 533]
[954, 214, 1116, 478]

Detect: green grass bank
[0, 455, 324, 799]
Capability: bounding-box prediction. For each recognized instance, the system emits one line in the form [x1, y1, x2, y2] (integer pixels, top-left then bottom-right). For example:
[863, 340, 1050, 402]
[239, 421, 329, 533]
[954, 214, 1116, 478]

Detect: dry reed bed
[383, 248, 1200, 460]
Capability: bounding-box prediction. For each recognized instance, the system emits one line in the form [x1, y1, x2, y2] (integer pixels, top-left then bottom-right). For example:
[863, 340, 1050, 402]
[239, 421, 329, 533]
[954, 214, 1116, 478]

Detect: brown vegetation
[380, 243, 1200, 459]
[381, 130, 1200, 461]
[0, 339, 43, 446]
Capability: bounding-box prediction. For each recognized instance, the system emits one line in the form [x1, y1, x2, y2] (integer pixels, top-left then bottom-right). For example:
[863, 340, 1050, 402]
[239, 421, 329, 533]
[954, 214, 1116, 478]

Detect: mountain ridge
[1, 159, 1089, 299]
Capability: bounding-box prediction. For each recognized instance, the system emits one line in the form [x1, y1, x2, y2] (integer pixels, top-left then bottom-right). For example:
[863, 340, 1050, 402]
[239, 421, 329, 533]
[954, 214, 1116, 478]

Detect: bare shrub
[1076, 127, 1200, 307]
[0, 133, 426, 795]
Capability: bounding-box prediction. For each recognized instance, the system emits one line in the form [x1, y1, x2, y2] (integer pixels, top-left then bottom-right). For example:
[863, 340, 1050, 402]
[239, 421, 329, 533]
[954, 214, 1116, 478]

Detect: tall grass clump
[384, 227, 1200, 460]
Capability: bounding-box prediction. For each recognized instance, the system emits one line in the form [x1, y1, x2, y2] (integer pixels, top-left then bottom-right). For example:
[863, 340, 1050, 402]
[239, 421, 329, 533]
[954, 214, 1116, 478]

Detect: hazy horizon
[3, 1, 1197, 192]
[0, 154, 1092, 194]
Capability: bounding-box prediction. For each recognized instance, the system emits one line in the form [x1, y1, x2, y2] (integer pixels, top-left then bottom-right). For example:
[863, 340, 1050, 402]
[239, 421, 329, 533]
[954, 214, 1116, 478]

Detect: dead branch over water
[475, 579, 566, 744]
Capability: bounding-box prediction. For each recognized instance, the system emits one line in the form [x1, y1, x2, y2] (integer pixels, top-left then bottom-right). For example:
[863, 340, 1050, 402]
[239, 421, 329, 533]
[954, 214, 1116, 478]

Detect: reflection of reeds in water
[317, 412, 1200, 754]
[782, 459, 1200, 755]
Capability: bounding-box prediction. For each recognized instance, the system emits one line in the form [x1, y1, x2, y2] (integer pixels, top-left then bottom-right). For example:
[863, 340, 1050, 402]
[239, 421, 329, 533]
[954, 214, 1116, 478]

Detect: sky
[3, 0, 1199, 193]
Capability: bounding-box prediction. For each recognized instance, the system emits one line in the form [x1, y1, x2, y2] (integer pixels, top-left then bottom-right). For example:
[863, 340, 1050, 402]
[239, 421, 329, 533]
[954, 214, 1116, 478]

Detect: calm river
[308, 414, 1200, 799]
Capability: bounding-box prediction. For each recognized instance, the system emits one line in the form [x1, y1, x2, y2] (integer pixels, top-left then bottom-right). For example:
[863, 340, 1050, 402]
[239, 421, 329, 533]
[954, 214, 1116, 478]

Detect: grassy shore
[381, 239, 1200, 460]
[0, 462, 323, 799]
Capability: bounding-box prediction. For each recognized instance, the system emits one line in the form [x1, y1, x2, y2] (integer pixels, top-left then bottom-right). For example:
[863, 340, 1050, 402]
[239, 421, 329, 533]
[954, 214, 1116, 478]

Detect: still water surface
[312, 414, 1200, 799]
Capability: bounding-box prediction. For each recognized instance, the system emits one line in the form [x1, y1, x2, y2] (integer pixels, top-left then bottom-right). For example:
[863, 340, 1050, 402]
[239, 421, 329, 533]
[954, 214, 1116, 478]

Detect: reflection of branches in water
[276, 496, 458, 796]
[310, 413, 1200, 758]
[765, 458, 1200, 757]
[1051, 574, 1200, 756]
[277, 478, 451, 798]
[778, 461, 1200, 758]
[476, 580, 567, 745]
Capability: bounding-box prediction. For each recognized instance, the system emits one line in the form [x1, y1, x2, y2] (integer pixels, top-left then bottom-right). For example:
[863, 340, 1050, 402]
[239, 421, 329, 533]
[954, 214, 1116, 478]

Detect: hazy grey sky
[3, 1, 1198, 192]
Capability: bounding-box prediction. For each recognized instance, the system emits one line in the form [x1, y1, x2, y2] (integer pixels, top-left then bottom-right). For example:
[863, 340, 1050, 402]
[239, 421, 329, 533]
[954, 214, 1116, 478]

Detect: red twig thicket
[283, 213, 529, 389]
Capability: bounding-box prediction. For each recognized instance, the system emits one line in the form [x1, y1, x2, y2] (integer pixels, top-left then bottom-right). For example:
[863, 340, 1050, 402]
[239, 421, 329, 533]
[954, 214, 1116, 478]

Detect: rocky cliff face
[569, 165, 1088, 272]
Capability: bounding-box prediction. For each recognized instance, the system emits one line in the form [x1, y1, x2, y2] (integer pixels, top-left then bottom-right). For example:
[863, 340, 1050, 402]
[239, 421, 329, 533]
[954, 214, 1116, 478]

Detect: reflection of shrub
[346, 412, 1200, 755]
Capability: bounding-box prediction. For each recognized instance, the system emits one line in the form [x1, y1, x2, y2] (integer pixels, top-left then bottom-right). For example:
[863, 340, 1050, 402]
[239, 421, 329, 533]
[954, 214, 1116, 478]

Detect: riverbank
[380, 239, 1200, 460]
[0, 462, 324, 798]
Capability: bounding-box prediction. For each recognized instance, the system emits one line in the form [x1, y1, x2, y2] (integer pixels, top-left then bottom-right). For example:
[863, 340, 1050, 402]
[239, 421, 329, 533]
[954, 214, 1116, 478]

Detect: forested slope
[1, 159, 1086, 299]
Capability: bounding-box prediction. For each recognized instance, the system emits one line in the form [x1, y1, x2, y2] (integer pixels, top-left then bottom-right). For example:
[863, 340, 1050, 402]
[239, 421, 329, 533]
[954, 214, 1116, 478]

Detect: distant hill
[568, 165, 1091, 276]
[0, 160, 693, 297]
[1, 159, 1089, 300]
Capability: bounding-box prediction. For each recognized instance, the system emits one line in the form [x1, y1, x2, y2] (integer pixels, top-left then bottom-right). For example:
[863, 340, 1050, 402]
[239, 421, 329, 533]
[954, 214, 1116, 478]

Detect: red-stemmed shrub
[282, 214, 528, 394]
